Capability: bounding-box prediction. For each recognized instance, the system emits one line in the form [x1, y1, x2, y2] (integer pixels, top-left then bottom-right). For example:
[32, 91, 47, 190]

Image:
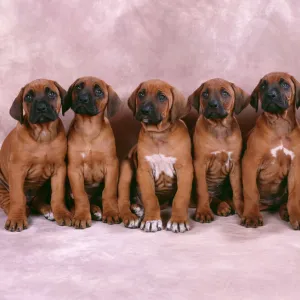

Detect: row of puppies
[0, 72, 299, 232]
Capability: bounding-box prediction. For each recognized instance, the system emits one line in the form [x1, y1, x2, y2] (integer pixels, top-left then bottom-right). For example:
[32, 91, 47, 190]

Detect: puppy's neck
[25, 118, 60, 143]
[202, 114, 235, 138]
[73, 113, 105, 138]
[262, 106, 298, 136]
[142, 121, 177, 141]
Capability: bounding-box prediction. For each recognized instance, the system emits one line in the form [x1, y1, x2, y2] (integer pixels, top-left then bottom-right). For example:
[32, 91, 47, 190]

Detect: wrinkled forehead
[23, 79, 57, 95]
[73, 77, 106, 89]
[263, 73, 293, 85]
[203, 79, 233, 93]
[140, 80, 172, 96]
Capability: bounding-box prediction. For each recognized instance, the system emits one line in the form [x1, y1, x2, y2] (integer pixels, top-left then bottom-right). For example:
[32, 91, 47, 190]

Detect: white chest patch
[211, 150, 232, 168]
[145, 154, 177, 180]
[270, 143, 295, 160]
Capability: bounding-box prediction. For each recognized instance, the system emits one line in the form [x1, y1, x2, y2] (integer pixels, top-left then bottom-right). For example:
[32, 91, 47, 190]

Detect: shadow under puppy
[63, 76, 122, 229]
[188, 78, 250, 222]
[0, 79, 71, 231]
[118, 79, 193, 233]
[242, 72, 300, 229]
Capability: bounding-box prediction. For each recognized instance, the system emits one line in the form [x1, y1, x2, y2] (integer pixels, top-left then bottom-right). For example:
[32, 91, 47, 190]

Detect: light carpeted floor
[0, 209, 299, 300]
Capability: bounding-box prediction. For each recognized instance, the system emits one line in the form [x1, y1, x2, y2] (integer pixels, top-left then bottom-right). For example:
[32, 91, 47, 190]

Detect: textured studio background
[1, 0, 300, 158]
[2, 2, 300, 300]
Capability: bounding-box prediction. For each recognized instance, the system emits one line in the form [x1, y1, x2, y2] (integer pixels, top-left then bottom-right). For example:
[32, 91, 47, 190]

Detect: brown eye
[202, 91, 209, 99]
[221, 90, 230, 97]
[48, 90, 56, 99]
[94, 85, 104, 97]
[158, 93, 167, 102]
[138, 90, 145, 99]
[281, 81, 290, 90]
[25, 94, 33, 102]
[75, 83, 83, 90]
[261, 81, 267, 90]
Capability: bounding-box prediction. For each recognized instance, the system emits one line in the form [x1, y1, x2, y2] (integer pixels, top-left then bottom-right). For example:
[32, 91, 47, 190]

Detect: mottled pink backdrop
[1, 2, 300, 300]
[1, 0, 300, 158]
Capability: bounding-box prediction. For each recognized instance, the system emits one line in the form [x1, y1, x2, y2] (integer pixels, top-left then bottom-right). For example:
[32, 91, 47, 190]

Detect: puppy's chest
[208, 150, 233, 174]
[80, 150, 106, 184]
[145, 154, 177, 185]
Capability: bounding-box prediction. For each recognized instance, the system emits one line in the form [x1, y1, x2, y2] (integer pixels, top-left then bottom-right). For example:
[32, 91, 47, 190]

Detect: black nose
[37, 102, 47, 113]
[208, 99, 219, 108]
[79, 94, 90, 104]
[141, 105, 151, 115]
[267, 89, 278, 99]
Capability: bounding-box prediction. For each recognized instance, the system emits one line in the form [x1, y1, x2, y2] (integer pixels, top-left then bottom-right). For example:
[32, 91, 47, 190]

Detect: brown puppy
[63, 76, 121, 229]
[118, 79, 193, 233]
[0, 79, 71, 231]
[188, 78, 249, 222]
[242, 72, 300, 229]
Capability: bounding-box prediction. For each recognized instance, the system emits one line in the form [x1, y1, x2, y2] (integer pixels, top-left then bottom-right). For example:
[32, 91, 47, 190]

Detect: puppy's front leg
[194, 156, 214, 223]
[241, 151, 263, 227]
[167, 160, 193, 233]
[229, 159, 243, 217]
[68, 166, 91, 229]
[51, 163, 72, 226]
[137, 167, 162, 232]
[5, 163, 28, 232]
[102, 157, 120, 225]
[287, 157, 300, 230]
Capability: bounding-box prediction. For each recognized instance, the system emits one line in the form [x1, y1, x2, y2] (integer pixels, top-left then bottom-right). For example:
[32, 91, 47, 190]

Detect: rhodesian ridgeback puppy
[242, 72, 300, 229]
[0, 79, 71, 231]
[118, 79, 193, 233]
[188, 78, 249, 222]
[63, 76, 122, 229]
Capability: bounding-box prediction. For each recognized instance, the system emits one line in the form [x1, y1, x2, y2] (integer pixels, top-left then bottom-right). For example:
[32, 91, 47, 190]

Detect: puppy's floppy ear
[62, 82, 75, 116]
[231, 83, 250, 115]
[106, 85, 121, 118]
[53, 81, 67, 100]
[291, 76, 300, 109]
[10, 87, 24, 124]
[187, 83, 204, 114]
[170, 87, 191, 122]
[128, 83, 142, 115]
[250, 80, 261, 112]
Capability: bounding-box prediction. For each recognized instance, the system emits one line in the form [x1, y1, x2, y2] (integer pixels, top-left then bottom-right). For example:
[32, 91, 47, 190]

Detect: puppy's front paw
[140, 219, 163, 232]
[121, 211, 141, 229]
[5, 215, 28, 232]
[166, 218, 190, 233]
[194, 208, 214, 223]
[241, 213, 263, 228]
[54, 209, 72, 227]
[72, 212, 92, 229]
[288, 211, 300, 230]
[102, 210, 121, 225]
[217, 201, 232, 217]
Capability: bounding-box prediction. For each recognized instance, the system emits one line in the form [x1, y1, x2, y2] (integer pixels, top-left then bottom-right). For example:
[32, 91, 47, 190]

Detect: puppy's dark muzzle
[73, 93, 98, 115]
[136, 102, 162, 125]
[29, 100, 58, 124]
[204, 99, 228, 119]
[262, 89, 288, 113]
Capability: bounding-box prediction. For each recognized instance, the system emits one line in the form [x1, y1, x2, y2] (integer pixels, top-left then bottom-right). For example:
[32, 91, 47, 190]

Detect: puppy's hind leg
[118, 159, 141, 228]
[31, 181, 54, 221]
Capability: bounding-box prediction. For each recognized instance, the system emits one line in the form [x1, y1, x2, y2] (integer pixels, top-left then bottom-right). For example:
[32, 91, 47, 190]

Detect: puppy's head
[188, 78, 249, 120]
[250, 72, 300, 114]
[10, 79, 66, 124]
[62, 76, 121, 118]
[128, 79, 190, 131]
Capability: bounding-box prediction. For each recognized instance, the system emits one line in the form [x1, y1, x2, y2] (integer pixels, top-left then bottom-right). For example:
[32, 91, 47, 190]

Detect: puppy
[63, 76, 122, 229]
[0, 79, 71, 231]
[118, 79, 193, 233]
[242, 72, 300, 229]
[188, 78, 249, 222]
